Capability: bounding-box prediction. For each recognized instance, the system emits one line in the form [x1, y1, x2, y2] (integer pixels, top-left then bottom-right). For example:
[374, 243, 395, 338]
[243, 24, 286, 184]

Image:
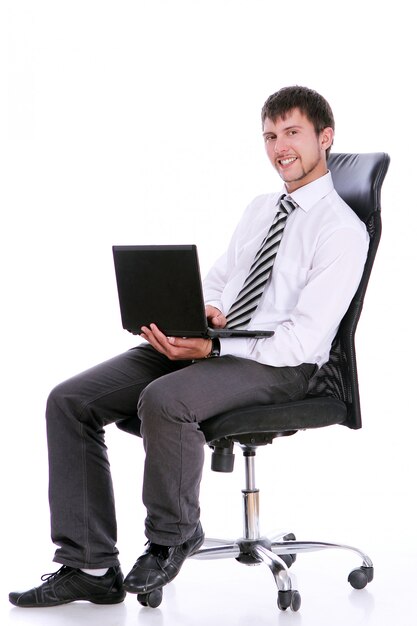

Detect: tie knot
[279, 194, 297, 215]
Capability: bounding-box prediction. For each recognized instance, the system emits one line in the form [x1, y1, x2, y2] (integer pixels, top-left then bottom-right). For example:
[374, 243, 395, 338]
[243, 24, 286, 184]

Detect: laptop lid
[112, 245, 274, 339]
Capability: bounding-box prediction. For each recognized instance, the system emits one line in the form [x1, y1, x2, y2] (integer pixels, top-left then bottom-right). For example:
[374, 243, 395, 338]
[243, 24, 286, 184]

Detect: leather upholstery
[328, 152, 388, 222]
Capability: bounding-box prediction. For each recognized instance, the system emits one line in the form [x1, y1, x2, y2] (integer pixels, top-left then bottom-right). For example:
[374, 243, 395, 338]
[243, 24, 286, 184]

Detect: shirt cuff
[218, 337, 252, 360]
[205, 299, 224, 313]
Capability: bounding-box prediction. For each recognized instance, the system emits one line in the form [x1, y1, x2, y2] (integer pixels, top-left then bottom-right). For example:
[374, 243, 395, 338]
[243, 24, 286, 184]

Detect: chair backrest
[308, 152, 390, 429]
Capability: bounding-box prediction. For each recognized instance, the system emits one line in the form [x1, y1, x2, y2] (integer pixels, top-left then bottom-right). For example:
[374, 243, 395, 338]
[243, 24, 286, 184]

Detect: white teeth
[280, 157, 296, 165]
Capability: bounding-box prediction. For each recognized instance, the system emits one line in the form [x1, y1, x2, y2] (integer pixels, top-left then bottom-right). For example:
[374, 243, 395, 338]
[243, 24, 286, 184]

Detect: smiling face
[263, 108, 334, 193]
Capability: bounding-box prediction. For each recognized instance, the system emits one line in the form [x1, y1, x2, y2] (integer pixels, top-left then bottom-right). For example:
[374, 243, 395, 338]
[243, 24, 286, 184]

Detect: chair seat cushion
[199, 397, 347, 444]
[116, 397, 347, 442]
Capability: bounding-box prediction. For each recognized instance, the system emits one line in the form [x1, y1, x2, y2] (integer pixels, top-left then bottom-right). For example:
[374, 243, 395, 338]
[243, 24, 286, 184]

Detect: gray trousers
[46, 343, 314, 569]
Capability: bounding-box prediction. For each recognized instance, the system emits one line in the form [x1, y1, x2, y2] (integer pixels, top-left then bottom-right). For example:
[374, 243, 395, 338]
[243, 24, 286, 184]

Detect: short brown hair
[261, 86, 335, 158]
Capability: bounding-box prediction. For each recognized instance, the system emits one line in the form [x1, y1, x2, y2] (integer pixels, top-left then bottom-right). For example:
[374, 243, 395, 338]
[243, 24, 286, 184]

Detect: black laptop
[112, 245, 274, 339]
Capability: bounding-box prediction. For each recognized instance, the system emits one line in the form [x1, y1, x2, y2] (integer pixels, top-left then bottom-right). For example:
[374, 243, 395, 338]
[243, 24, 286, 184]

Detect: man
[9, 86, 369, 607]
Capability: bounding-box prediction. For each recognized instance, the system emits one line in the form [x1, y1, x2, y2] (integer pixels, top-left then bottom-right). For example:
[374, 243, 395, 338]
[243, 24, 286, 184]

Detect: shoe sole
[9, 592, 126, 608]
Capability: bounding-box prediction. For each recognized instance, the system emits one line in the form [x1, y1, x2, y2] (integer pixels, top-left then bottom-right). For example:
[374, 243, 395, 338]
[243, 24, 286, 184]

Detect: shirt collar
[277, 171, 334, 213]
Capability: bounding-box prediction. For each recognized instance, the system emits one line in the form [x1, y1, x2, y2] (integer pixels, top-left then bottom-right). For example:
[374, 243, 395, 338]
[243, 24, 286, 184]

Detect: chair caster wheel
[277, 589, 301, 612]
[348, 566, 374, 589]
[137, 588, 163, 608]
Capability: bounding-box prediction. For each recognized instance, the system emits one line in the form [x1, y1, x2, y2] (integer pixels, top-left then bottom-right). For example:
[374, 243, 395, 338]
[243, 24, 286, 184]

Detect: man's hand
[141, 324, 212, 361]
[205, 305, 227, 329]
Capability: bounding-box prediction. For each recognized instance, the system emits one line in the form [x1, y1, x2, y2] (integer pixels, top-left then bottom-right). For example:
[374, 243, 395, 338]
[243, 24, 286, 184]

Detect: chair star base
[192, 445, 374, 612]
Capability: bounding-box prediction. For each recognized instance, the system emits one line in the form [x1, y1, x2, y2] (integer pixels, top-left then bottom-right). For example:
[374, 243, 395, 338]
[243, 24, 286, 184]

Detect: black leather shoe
[9, 565, 126, 607]
[123, 522, 205, 593]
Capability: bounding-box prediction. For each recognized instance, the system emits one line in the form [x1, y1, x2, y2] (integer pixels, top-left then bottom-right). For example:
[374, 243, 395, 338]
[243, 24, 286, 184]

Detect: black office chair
[117, 152, 389, 611]
[190, 152, 390, 612]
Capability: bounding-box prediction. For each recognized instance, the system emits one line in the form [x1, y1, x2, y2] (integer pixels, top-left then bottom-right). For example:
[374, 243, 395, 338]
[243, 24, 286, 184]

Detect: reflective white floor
[3, 545, 417, 626]
[3, 486, 416, 626]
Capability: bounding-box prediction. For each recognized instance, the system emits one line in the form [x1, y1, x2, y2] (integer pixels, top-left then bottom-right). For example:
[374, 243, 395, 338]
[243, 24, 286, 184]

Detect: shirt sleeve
[218, 225, 369, 367]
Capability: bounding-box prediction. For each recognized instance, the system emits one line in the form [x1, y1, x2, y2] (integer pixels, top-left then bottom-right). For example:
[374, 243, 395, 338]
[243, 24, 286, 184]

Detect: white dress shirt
[203, 172, 369, 367]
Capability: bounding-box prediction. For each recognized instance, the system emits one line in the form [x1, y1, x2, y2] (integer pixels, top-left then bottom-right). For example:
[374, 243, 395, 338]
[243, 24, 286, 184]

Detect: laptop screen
[112, 245, 209, 336]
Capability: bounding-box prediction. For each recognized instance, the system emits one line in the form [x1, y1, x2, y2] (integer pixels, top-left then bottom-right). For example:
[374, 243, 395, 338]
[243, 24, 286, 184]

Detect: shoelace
[40, 565, 68, 583]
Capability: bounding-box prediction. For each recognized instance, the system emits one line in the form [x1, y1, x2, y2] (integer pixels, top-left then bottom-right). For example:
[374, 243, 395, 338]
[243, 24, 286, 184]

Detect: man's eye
[264, 135, 275, 142]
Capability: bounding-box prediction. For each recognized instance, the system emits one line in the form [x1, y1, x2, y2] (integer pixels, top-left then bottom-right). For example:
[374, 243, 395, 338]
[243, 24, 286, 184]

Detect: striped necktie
[226, 194, 297, 329]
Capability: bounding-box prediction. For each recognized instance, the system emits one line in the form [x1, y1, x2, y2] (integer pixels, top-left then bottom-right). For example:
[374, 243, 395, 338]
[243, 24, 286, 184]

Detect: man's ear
[321, 127, 334, 151]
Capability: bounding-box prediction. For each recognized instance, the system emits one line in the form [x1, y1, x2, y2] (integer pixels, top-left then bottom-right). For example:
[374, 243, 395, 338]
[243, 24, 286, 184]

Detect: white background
[1, 1, 416, 625]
